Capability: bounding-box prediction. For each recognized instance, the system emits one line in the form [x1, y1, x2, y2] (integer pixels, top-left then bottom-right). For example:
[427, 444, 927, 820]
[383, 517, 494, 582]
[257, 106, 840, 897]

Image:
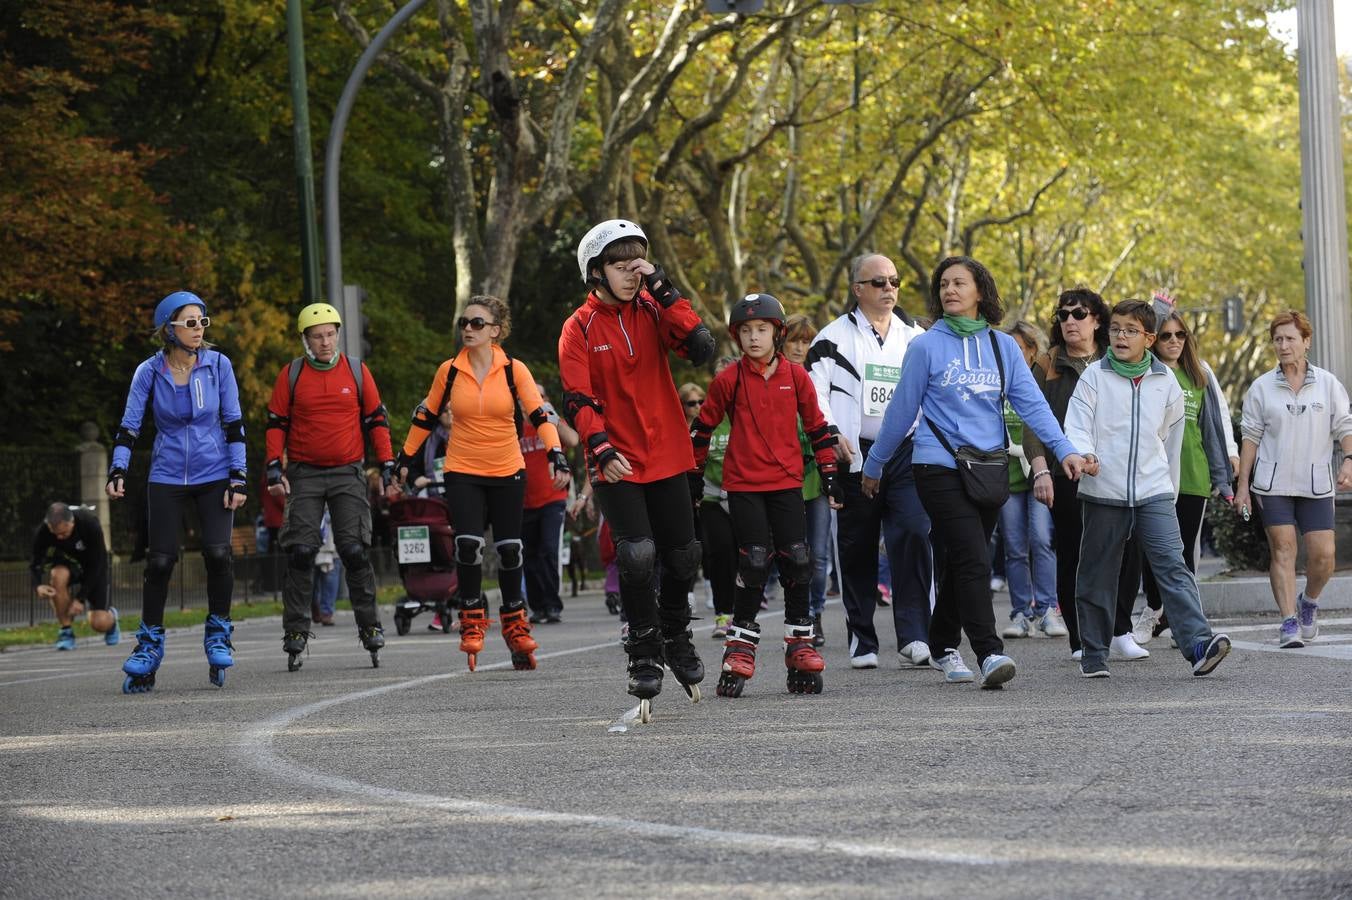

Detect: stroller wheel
[394, 614, 411, 636]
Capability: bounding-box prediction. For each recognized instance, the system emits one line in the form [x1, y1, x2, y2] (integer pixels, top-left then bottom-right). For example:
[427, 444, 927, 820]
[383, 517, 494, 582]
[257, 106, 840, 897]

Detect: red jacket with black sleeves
[265, 357, 394, 468]
[692, 355, 838, 493]
[558, 290, 702, 484]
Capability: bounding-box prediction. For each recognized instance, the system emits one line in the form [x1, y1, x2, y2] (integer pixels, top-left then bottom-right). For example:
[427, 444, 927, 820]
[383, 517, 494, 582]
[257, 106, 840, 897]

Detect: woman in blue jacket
[106, 291, 248, 693]
[862, 257, 1092, 690]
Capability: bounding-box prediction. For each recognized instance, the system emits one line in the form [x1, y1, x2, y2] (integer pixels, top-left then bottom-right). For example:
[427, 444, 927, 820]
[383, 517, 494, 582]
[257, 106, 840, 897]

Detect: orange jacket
[402, 345, 560, 478]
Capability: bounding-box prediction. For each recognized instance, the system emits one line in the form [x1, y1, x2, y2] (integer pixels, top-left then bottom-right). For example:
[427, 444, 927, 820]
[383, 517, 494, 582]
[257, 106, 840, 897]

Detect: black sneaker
[1192, 634, 1231, 676]
[1080, 659, 1110, 678]
[545, 610, 563, 624]
[528, 611, 549, 624]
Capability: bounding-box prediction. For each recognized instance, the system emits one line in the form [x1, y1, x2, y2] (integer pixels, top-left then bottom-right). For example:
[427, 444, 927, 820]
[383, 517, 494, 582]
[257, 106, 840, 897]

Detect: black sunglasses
[855, 276, 901, 289]
[457, 316, 495, 331]
[685, 399, 703, 407]
[1158, 329, 1187, 341]
[1056, 308, 1090, 322]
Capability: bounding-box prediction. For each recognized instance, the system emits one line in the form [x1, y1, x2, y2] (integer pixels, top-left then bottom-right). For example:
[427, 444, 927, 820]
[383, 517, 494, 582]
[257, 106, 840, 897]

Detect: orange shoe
[499, 607, 538, 671]
[459, 606, 491, 671]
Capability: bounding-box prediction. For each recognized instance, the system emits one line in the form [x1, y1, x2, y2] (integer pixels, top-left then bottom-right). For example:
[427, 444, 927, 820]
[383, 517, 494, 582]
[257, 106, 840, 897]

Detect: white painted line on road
[1212, 617, 1352, 634]
[0, 671, 92, 687]
[240, 637, 1001, 868]
[1228, 639, 1352, 660]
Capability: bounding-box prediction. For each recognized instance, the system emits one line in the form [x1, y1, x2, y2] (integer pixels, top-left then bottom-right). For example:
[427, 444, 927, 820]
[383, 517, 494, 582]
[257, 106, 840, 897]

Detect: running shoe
[849, 651, 879, 670]
[898, 640, 931, 668]
[105, 608, 121, 646]
[1080, 659, 1110, 678]
[876, 584, 891, 607]
[1002, 613, 1031, 639]
[979, 654, 1016, 689]
[55, 626, 76, 651]
[1110, 633, 1150, 660]
[1131, 606, 1162, 645]
[1037, 608, 1068, 637]
[429, 614, 444, 631]
[1297, 593, 1319, 641]
[1278, 617, 1303, 649]
[711, 613, 731, 640]
[1191, 634, 1231, 676]
[929, 648, 974, 683]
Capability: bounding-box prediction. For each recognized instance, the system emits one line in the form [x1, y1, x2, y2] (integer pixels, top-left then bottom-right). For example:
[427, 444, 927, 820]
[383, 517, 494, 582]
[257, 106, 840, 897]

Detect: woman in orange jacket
[394, 296, 570, 670]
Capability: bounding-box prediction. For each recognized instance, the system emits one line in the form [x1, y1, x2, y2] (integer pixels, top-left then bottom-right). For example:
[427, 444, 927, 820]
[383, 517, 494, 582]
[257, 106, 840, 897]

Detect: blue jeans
[523, 500, 567, 616]
[312, 560, 341, 617]
[998, 490, 1056, 619]
[1076, 498, 1213, 665]
[804, 494, 831, 617]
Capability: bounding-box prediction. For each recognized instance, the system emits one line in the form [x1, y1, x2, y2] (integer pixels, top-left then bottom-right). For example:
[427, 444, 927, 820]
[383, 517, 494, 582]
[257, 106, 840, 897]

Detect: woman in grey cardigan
[1235, 310, 1352, 649]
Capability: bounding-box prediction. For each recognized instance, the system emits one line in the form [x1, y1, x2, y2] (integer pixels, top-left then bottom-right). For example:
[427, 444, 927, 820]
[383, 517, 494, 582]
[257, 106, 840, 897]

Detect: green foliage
[1205, 493, 1271, 573]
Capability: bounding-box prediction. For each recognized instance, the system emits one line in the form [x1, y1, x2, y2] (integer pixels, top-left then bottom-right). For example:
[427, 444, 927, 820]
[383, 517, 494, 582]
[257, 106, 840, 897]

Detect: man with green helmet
[265, 302, 395, 671]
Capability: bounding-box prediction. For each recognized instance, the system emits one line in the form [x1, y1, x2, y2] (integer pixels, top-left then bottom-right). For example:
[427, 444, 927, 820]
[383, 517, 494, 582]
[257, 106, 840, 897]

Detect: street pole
[1297, 0, 1352, 390]
[286, 0, 322, 305]
[323, 0, 431, 309]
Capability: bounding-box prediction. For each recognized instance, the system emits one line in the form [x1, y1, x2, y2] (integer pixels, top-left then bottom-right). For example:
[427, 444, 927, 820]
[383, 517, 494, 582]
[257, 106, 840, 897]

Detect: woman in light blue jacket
[106, 291, 248, 693]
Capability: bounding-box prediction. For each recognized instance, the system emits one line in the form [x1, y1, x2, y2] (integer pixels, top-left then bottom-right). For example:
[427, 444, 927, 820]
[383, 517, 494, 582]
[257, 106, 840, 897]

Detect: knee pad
[495, 538, 523, 571]
[736, 544, 772, 591]
[202, 544, 233, 576]
[143, 551, 176, 584]
[454, 535, 486, 566]
[337, 542, 370, 571]
[661, 539, 702, 582]
[287, 544, 319, 572]
[777, 541, 812, 588]
[616, 538, 657, 588]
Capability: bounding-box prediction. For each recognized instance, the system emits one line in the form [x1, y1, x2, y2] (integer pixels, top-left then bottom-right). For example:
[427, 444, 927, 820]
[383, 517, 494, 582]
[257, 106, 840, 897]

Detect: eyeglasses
[685, 399, 704, 408]
[855, 276, 901, 288]
[1108, 326, 1144, 338]
[1055, 308, 1090, 322]
[169, 317, 210, 329]
[457, 316, 496, 331]
[1158, 330, 1187, 341]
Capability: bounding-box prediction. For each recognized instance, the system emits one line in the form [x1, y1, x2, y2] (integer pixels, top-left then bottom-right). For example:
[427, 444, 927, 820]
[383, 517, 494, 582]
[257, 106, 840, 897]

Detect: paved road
[2, 592, 1350, 899]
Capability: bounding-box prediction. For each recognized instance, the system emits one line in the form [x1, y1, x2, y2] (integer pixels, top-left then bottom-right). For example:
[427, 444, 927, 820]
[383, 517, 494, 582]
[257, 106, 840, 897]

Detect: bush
[1206, 497, 1270, 572]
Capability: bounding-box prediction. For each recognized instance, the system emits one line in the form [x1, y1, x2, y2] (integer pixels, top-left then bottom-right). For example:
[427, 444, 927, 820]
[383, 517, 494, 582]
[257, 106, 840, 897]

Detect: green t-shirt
[1003, 401, 1029, 493]
[798, 427, 822, 501]
[702, 420, 733, 497]
[1173, 367, 1209, 497]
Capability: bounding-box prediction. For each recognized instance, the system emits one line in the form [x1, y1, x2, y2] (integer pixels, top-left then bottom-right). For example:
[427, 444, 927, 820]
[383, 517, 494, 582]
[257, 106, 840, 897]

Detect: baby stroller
[389, 495, 459, 635]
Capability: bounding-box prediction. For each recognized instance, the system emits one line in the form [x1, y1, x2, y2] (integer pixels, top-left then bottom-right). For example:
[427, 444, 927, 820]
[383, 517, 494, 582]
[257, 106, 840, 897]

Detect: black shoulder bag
[924, 330, 1011, 510]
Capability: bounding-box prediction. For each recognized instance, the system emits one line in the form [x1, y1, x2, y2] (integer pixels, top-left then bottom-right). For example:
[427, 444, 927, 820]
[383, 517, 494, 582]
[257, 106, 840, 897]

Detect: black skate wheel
[370, 652, 380, 669]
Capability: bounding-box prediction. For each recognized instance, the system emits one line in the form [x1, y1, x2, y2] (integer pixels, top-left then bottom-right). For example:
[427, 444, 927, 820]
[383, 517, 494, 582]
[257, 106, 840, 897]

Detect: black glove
[642, 264, 682, 309]
[266, 459, 284, 487]
[227, 469, 248, 503]
[106, 467, 126, 494]
[819, 465, 843, 506]
[586, 432, 620, 472]
[394, 451, 416, 485]
[380, 460, 396, 491]
[687, 470, 705, 509]
[547, 448, 571, 478]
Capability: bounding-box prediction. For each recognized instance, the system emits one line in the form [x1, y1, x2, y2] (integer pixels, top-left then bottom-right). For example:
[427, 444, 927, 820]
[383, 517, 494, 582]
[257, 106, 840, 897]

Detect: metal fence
[3, 547, 401, 629]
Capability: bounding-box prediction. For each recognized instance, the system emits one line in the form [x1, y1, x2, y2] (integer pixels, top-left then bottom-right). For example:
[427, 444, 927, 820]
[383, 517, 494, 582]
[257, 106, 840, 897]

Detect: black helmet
[728, 293, 787, 352]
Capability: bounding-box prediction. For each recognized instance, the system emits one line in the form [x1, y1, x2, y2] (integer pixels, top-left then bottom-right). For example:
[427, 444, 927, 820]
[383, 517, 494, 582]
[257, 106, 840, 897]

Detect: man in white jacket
[1064, 299, 1231, 678]
[806, 254, 932, 670]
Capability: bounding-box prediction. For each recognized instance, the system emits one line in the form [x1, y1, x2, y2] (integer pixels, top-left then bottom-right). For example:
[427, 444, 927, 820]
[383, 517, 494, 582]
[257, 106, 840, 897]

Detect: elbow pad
[562, 391, 603, 428]
[684, 324, 716, 366]
[362, 403, 390, 432]
[224, 420, 245, 443]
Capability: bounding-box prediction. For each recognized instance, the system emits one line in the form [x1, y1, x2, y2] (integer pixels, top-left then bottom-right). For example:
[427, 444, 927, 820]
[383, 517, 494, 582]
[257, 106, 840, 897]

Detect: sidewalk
[1195, 554, 1351, 616]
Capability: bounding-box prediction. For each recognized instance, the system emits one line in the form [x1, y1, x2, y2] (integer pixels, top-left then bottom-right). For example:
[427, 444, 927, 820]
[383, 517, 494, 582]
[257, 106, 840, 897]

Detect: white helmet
[576, 219, 648, 283]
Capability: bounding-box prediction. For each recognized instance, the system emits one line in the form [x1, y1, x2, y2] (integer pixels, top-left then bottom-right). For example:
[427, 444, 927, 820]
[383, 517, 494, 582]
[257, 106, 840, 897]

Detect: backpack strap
[347, 355, 365, 411]
[504, 355, 524, 439]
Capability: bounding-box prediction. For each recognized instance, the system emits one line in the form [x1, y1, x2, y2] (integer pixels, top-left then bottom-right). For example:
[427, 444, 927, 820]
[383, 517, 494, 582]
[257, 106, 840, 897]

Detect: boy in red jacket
[691, 294, 843, 696]
[558, 219, 716, 719]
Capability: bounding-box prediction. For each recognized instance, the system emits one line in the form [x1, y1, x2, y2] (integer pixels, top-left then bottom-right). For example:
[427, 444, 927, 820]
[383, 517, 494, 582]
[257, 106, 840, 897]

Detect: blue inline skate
[203, 614, 234, 687]
[122, 623, 165, 693]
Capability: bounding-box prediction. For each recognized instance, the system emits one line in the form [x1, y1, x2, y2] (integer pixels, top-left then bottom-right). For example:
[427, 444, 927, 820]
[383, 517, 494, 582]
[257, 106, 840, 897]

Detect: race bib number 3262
[863, 363, 901, 418]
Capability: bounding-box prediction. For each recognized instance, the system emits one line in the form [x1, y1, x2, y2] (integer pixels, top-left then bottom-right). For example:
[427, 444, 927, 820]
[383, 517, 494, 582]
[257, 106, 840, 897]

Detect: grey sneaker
[1297, 594, 1319, 641]
[1037, 608, 1068, 638]
[1278, 616, 1303, 649]
[1080, 659, 1110, 678]
[929, 648, 974, 683]
[979, 654, 1016, 689]
[1002, 613, 1031, 639]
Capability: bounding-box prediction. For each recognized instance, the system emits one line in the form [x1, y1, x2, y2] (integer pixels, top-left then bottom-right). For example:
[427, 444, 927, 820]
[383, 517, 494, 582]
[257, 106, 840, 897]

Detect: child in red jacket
[691, 294, 842, 696]
[558, 219, 716, 718]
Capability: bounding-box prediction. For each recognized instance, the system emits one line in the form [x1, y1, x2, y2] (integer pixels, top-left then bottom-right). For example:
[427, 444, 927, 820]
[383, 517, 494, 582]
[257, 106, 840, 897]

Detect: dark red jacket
[558, 290, 703, 483]
[693, 355, 837, 492]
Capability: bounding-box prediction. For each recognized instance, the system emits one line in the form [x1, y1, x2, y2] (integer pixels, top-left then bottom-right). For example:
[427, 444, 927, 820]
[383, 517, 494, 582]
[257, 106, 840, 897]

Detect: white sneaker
[898, 641, 931, 668]
[929, 648, 975, 683]
[1110, 633, 1150, 660]
[1131, 606, 1162, 645]
[1002, 613, 1031, 639]
[990, 576, 1007, 592]
[850, 652, 879, 669]
[1037, 608, 1068, 638]
[1071, 649, 1083, 661]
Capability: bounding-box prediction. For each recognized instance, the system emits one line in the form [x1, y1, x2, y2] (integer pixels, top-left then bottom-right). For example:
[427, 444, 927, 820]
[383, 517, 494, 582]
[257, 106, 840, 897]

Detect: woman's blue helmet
[154, 291, 207, 328]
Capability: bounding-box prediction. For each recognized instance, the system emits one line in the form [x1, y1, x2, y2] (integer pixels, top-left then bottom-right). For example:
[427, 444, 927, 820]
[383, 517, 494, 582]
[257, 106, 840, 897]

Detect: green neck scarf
[306, 353, 340, 372]
[1107, 351, 1152, 379]
[943, 314, 987, 337]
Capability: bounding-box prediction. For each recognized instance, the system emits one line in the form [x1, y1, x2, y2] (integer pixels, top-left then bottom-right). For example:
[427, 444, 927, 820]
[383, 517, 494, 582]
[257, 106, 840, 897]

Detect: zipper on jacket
[616, 309, 635, 357]
[1127, 377, 1140, 505]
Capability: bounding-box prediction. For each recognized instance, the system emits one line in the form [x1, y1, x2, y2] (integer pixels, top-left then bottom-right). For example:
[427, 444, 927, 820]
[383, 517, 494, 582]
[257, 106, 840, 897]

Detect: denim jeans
[523, 500, 567, 616]
[1076, 498, 1213, 665]
[998, 490, 1056, 619]
[312, 561, 341, 617]
[804, 494, 831, 617]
